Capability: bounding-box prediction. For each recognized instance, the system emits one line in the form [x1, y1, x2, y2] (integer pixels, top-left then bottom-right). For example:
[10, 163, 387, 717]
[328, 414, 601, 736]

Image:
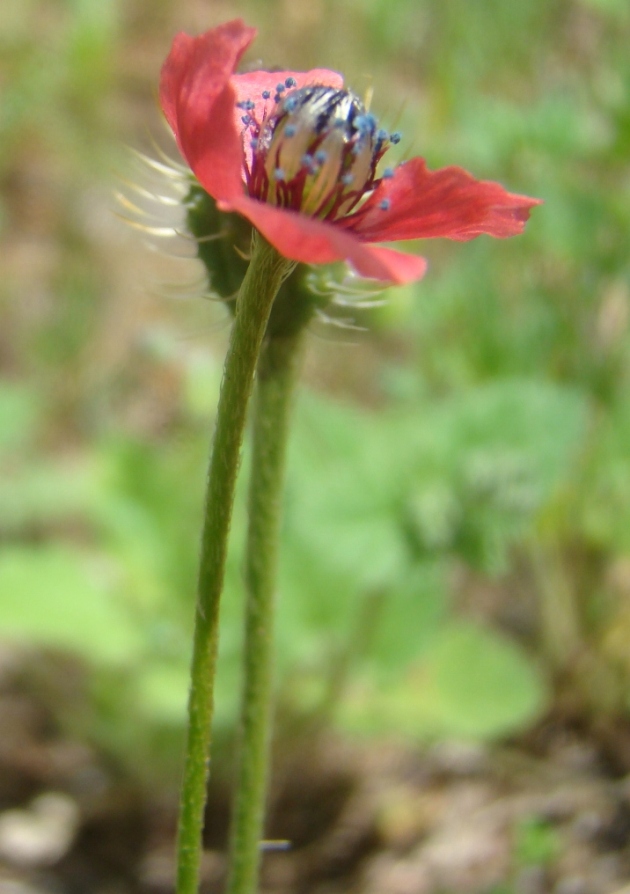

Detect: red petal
[232, 69, 344, 171]
[159, 21, 256, 201]
[346, 158, 542, 242]
[221, 195, 427, 283]
[232, 69, 343, 119]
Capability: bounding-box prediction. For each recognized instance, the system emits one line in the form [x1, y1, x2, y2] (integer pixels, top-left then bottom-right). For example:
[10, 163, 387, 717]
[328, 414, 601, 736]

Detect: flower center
[238, 83, 399, 221]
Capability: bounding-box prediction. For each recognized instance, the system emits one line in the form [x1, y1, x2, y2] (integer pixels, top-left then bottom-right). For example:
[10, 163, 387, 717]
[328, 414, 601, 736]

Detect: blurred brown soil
[2, 646, 630, 894]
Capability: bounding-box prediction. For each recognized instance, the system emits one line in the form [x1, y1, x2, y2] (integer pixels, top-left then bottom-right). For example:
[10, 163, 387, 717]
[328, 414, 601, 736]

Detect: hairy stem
[176, 236, 293, 894]
[226, 330, 305, 894]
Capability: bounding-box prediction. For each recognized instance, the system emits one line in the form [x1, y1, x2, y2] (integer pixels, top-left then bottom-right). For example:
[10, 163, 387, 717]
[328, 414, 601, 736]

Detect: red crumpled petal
[222, 194, 428, 283]
[345, 157, 543, 242]
[231, 69, 344, 171]
[231, 69, 343, 123]
[159, 20, 256, 201]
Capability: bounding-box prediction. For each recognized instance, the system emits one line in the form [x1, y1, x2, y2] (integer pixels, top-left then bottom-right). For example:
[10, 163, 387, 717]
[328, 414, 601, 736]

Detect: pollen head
[242, 85, 395, 221]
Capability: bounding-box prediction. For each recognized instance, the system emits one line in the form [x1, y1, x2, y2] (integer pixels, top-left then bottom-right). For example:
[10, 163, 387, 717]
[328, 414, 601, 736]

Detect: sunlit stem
[226, 329, 306, 894]
[176, 236, 293, 894]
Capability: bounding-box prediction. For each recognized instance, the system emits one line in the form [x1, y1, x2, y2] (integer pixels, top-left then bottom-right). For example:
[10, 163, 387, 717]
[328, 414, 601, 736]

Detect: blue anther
[276, 83, 286, 93]
[379, 198, 391, 210]
[377, 128, 389, 141]
[302, 153, 314, 166]
[314, 149, 328, 163]
[274, 94, 281, 103]
[241, 115, 252, 125]
[284, 96, 298, 112]
[355, 113, 377, 135]
[285, 77, 297, 87]
[274, 168, 286, 181]
[236, 101, 247, 109]
[262, 90, 271, 100]
[341, 173, 354, 185]
[382, 167, 395, 179]
[284, 124, 297, 137]
[250, 138, 259, 149]
[390, 132, 402, 144]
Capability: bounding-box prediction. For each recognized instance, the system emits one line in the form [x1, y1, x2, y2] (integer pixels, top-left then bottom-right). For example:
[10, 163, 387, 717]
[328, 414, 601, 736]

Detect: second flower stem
[226, 330, 305, 894]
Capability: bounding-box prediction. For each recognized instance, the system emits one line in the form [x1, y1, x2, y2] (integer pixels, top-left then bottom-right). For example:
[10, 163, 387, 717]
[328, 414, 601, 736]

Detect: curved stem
[176, 237, 293, 894]
[226, 330, 306, 894]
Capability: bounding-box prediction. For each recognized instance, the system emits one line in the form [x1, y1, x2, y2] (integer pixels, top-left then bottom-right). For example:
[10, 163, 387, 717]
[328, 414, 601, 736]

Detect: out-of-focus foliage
[1, 0, 630, 768]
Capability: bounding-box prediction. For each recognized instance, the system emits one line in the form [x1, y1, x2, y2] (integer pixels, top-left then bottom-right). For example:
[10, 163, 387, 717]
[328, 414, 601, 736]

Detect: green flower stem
[176, 236, 293, 894]
[226, 329, 306, 894]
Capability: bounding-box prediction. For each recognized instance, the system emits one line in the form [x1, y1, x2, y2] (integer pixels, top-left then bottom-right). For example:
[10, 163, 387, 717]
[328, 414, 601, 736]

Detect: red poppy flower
[160, 19, 541, 284]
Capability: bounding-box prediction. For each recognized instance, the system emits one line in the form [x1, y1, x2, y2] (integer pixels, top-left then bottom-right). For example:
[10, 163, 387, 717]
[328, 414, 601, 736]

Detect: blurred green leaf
[345, 621, 546, 741]
[0, 545, 143, 663]
[415, 622, 546, 738]
[133, 661, 190, 724]
[0, 458, 98, 530]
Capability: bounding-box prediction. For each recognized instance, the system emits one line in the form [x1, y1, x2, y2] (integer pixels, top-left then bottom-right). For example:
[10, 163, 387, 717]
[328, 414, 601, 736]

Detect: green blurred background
[1, 0, 630, 789]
